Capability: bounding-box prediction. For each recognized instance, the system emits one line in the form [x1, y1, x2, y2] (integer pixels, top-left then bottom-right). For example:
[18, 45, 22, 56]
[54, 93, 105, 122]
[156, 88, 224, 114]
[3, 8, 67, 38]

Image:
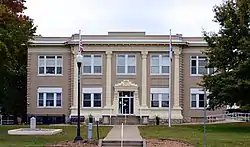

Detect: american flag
[169, 29, 173, 61]
[78, 30, 84, 54]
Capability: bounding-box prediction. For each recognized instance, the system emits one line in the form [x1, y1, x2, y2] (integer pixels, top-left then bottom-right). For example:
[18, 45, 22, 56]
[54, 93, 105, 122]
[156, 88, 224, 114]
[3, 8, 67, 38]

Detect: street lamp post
[74, 54, 84, 142]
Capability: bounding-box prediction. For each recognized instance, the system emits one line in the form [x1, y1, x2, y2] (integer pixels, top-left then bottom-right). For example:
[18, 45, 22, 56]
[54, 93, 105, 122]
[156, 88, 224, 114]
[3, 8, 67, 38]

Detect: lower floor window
[82, 88, 102, 108]
[191, 94, 204, 108]
[190, 88, 209, 109]
[150, 88, 169, 108]
[37, 88, 62, 107]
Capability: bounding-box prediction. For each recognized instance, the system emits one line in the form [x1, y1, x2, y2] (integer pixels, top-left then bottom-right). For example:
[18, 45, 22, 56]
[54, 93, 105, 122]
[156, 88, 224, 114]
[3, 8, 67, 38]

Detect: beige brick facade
[27, 32, 223, 124]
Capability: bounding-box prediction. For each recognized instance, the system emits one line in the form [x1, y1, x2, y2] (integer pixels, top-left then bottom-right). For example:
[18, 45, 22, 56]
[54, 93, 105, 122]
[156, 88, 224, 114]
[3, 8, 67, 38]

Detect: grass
[0, 125, 112, 147]
[139, 122, 250, 147]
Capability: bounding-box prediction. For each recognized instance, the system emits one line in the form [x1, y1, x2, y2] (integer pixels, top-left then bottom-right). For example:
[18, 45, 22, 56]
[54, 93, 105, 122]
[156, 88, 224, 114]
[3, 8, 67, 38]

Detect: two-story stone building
[27, 32, 222, 124]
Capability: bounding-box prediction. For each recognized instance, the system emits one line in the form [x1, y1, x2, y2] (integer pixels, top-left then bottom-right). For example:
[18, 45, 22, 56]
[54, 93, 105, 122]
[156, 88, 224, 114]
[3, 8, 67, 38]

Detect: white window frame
[37, 87, 62, 108]
[116, 54, 136, 75]
[82, 54, 102, 75]
[38, 55, 63, 76]
[150, 54, 170, 75]
[190, 88, 209, 109]
[150, 88, 170, 108]
[190, 56, 215, 76]
[82, 88, 102, 108]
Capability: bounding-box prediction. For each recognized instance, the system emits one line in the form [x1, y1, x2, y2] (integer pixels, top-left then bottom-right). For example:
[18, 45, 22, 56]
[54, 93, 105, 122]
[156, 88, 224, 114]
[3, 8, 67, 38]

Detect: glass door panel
[123, 98, 129, 114]
[130, 98, 134, 114]
[118, 97, 122, 114]
[118, 91, 135, 115]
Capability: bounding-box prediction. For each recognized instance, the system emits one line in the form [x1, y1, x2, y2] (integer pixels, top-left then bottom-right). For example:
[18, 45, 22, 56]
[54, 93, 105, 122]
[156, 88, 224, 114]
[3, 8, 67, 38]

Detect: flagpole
[168, 29, 172, 127]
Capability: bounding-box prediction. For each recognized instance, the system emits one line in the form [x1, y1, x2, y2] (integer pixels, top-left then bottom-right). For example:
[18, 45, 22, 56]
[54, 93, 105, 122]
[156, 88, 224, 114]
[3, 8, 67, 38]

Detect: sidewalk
[103, 125, 143, 141]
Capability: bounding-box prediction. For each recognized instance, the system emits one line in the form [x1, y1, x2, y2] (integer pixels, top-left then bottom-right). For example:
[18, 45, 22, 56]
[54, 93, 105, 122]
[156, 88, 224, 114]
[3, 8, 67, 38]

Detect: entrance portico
[112, 80, 140, 116]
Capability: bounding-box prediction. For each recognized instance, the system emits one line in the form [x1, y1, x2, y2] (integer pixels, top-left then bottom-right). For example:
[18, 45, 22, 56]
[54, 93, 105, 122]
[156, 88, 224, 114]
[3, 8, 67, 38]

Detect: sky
[24, 0, 223, 37]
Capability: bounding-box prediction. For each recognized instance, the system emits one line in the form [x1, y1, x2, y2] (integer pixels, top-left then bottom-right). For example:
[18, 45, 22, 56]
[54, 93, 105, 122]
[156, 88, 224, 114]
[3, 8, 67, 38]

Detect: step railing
[207, 112, 250, 123]
[121, 123, 124, 147]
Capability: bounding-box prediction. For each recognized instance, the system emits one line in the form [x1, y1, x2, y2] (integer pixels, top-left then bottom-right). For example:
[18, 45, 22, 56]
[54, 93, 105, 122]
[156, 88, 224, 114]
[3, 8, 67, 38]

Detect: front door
[118, 91, 134, 115]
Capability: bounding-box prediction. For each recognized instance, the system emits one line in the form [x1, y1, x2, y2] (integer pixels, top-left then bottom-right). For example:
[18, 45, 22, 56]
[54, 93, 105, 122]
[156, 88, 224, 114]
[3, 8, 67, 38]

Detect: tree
[0, 0, 36, 122]
[201, 0, 250, 110]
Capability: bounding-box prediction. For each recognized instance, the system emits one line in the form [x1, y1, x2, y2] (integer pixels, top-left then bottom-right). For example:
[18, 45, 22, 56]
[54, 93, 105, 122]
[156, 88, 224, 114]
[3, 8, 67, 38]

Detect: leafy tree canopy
[202, 0, 250, 110]
[0, 0, 36, 121]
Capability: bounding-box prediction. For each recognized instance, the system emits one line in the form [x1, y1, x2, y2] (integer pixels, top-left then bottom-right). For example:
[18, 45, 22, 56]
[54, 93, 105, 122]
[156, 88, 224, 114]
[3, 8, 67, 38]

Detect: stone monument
[30, 117, 36, 129]
[8, 116, 62, 135]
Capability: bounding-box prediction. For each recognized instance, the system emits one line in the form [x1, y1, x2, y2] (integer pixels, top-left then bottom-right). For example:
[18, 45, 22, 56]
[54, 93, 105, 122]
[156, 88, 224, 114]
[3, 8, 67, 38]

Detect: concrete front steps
[99, 139, 146, 147]
[112, 115, 140, 125]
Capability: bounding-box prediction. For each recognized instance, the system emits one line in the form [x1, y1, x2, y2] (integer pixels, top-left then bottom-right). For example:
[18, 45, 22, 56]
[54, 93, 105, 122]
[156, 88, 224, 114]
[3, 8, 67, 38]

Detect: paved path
[103, 125, 143, 141]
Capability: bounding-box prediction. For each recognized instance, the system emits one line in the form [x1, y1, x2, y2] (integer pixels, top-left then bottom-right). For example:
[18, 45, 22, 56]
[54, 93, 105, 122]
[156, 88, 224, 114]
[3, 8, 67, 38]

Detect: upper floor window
[150, 54, 169, 75]
[116, 54, 136, 75]
[150, 88, 169, 108]
[38, 55, 62, 75]
[83, 54, 102, 74]
[82, 88, 102, 108]
[190, 88, 209, 109]
[37, 87, 62, 108]
[190, 56, 215, 76]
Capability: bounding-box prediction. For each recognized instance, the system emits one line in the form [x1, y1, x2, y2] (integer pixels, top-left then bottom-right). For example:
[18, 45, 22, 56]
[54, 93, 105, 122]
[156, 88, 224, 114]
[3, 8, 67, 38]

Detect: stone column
[141, 51, 148, 107]
[173, 48, 181, 109]
[105, 51, 112, 107]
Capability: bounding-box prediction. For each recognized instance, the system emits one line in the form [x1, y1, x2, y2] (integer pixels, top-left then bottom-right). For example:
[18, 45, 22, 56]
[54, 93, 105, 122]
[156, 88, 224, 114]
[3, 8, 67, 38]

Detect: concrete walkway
[103, 125, 143, 141]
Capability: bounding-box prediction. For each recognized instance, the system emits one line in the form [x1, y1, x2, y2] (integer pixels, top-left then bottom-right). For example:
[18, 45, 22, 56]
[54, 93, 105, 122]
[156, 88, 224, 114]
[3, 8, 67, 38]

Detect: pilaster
[105, 51, 112, 108]
[173, 48, 182, 110]
[141, 51, 148, 108]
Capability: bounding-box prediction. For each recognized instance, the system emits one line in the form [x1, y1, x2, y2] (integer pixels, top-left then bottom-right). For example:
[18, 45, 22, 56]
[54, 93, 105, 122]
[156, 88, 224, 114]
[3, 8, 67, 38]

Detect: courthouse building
[27, 31, 222, 124]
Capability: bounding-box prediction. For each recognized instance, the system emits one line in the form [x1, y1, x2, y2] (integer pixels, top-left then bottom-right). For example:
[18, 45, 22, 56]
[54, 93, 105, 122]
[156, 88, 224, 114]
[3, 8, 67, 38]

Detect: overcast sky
[24, 0, 223, 37]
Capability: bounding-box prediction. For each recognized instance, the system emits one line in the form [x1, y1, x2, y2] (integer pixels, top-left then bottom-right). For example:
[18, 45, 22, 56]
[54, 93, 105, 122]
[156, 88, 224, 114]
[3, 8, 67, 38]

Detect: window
[37, 88, 62, 107]
[82, 88, 102, 108]
[116, 54, 136, 74]
[150, 88, 169, 108]
[83, 54, 102, 74]
[190, 56, 215, 76]
[38, 55, 62, 75]
[190, 88, 209, 109]
[150, 54, 169, 75]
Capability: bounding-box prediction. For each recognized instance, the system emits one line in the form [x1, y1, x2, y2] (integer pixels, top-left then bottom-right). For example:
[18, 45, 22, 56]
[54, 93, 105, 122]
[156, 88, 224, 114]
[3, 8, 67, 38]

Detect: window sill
[37, 106, 62, 109]
[82, 107, 103, 109]
[82, 73, 102, 76]
[190, 74, 204, 77]
[37, 74, 63, 77]
[190, 108, 205, 110]
[117, 73, 136, 76]
[150, 74, 170, 76]
[149, 107, 169, 110]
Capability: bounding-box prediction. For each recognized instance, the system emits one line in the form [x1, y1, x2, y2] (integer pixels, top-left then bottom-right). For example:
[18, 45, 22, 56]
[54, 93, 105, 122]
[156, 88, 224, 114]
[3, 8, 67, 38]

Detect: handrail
[121, 123, 124, 147]
[110, 109, 112, 125]
[207, 112, 250, 123]
[125, 114, 127, 125]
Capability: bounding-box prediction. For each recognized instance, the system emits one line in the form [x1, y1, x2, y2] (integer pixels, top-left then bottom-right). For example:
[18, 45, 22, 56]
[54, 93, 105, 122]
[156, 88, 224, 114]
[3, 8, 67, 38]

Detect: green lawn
[139, 122, 250, 147]
[0, 125, 111, 147]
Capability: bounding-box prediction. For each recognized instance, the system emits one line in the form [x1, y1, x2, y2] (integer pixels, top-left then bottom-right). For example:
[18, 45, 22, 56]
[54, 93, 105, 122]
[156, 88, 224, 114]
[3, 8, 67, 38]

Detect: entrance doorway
[118, 91, 134, 115]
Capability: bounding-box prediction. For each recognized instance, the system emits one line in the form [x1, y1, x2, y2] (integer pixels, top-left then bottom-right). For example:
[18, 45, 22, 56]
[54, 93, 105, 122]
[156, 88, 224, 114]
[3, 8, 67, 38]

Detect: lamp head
[76, 54, 83, 63]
